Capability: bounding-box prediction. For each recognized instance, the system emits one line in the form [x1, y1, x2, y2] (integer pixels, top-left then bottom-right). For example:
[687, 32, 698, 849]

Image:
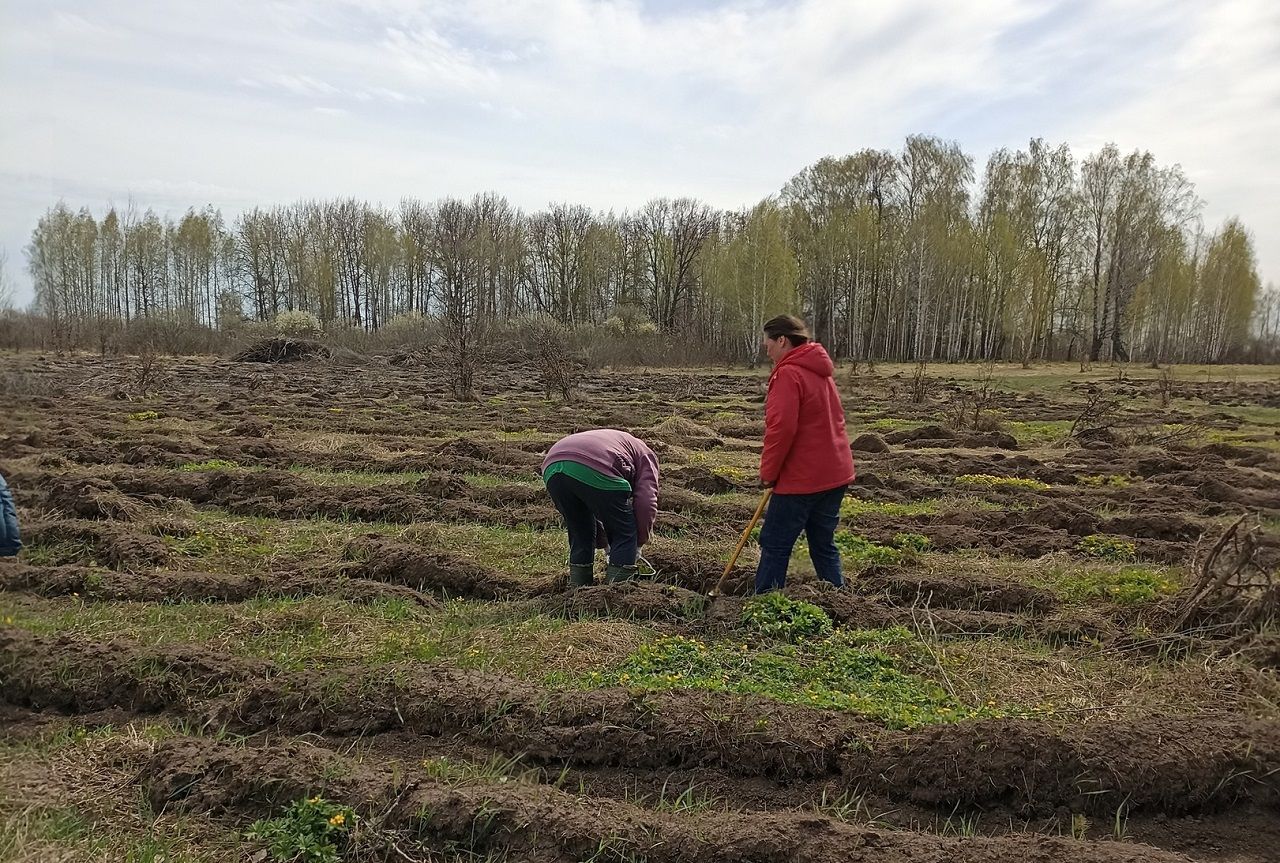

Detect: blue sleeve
[0, 473, 21, 556]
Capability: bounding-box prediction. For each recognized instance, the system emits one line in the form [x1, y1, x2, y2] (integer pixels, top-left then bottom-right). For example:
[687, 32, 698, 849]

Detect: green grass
[839, 495, 1004, 521]
[156, 509, 565, 579]
[178, 458, 242, 472]
[1056, 567, 1177, 604]
[1007, 420, 1073, 446]
[954, 474, 1051, 491]
[1021, 561, 1182, 605]
[832, 532, 931, 567]
[1076, 534, 1139, 562]
[578, 628, 983, 728]
[4, 596, 645, 677]
[1078, 474, 1132, 487]
[841, 497, 941, 519]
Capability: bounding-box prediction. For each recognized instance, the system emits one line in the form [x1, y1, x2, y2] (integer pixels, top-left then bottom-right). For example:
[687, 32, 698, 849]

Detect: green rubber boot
[605, 563, 638, 583]
[568, 564, 595, 588]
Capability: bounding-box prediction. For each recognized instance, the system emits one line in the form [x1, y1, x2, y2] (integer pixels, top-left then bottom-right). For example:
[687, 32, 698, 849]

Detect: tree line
[20, 135, 1276, 364]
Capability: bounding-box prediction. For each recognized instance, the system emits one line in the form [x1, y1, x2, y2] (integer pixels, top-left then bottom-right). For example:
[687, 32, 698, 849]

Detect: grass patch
[833, 532, 930, 567]
[954, 474, 1051, 491]
[1076, 534, 1138, 562]
[5, 596, 649, 677]
[1055, 566, 1177, 604]
[1014, 559, 1183, 605]
[178, 459, 241, 472]
[841, 497, 940, 519]
[285, 466, 432, 487]
[1078, 474, 1131, 487]
[581, 629, 977, 728]
[1006, 420, 1072, 446]
[157, 510, 566, 580]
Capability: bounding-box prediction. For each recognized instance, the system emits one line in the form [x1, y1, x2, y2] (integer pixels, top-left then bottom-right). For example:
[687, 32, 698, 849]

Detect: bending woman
[542, 429, 659, 587]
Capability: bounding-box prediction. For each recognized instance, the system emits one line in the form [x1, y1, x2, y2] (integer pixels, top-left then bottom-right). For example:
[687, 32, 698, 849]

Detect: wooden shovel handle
[710, 488, 773, 596]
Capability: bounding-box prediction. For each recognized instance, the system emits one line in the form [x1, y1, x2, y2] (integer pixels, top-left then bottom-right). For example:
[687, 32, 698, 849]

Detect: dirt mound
[0, 629, 274, 714]
[643, 547, 750, 593]
[850, 432, 890, 453]
[412, 471, 468, 497]
[140, 736, 1196, 863]
[641, 417, 725, 450]
[345, 536, 555, 599]
[960, 430, 1020, 449]
[884, 424, 956, 445]
[25, 519, 171, 570]
[858, 570, 1057, 615]
[657, 487, 748, 523]
[231, 337, 330, 363]
[142, 737, 391, 816]
[0, 561, 435, 606]
[1197, 478, 1280, 510]
[468, 483, 546, 507]
[209, 667, 865, 779]
[432, 436, 542, 468]
[844, 715, 1280, 816]
[542, 581, 707, 621]
[1101, 514, 1205, 542]
[43, 475, 157, 520]
[666, 464, 745, 494]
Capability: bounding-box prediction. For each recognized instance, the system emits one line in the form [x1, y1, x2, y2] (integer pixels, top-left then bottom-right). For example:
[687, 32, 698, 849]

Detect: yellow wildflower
[329, 813, 346, 826]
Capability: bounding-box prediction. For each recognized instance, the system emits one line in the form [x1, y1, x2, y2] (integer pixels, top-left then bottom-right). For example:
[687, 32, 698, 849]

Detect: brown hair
[762, 314, 811, 347]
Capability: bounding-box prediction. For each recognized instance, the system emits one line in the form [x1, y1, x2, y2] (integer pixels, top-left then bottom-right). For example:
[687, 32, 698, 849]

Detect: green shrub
[891, 532, 932, 553]
[742, 592, 833, 642]
[1076, 535, 1138, 562]
[834, 532, 905, 566]
[274, 309, 323, 338]
[247, 796, 356, 863]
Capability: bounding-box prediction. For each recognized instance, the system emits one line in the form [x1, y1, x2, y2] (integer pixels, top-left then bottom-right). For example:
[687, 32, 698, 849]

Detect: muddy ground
[1, 353, 1279, 862]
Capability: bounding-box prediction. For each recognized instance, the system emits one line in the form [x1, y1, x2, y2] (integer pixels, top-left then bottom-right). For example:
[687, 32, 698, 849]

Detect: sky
[2, 0, 1277, 305]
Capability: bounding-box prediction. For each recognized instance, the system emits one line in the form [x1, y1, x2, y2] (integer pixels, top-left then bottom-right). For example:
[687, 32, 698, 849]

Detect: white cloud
[1055, 0, 1280, 279]
[0, 0, 1276, 303]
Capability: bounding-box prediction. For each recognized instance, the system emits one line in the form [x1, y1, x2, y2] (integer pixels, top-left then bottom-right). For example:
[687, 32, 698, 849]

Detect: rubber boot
[605, 563, 638, 583]
[568, 564, 595, 588]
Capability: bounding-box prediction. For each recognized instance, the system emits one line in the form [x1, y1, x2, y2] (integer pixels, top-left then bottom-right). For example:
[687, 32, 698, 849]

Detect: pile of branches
[1172, 514, 1277, 633]
[72, 351, 175, 400]
[231, 337, 331, 364]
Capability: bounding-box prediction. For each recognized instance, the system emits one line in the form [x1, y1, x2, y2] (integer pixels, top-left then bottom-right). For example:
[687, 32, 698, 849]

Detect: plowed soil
[3, 354, 1279, 862]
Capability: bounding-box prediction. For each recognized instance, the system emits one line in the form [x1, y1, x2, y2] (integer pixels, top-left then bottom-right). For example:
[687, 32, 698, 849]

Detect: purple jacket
[542, 429, 660, 545]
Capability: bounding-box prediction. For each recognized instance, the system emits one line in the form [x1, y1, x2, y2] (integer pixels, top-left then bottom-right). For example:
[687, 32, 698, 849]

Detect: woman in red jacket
[756, 315, 856, 592]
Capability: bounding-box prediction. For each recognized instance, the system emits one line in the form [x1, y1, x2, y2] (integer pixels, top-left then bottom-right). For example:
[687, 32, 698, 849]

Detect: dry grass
[0, 726, 246, 862]
[938, 638, 1257, 723]
[287, 432, 401, 460]
[461, 619, 649, 677]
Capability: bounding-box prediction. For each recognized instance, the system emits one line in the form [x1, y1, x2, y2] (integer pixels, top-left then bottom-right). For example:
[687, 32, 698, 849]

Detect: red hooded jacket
[759, 342, 856, 494]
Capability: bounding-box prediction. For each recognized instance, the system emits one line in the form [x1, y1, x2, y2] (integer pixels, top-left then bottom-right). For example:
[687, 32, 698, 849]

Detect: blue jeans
[754, 485, 847, 593]
[545, 473, 638, 567]
[0, 473, 20, 557]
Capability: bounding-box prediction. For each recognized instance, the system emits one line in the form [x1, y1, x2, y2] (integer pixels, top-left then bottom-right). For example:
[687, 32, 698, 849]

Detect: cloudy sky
[2, 0, 1277, 304]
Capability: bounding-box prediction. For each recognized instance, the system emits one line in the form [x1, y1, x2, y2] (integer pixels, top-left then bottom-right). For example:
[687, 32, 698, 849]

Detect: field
[2, 351, 1279, 863]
